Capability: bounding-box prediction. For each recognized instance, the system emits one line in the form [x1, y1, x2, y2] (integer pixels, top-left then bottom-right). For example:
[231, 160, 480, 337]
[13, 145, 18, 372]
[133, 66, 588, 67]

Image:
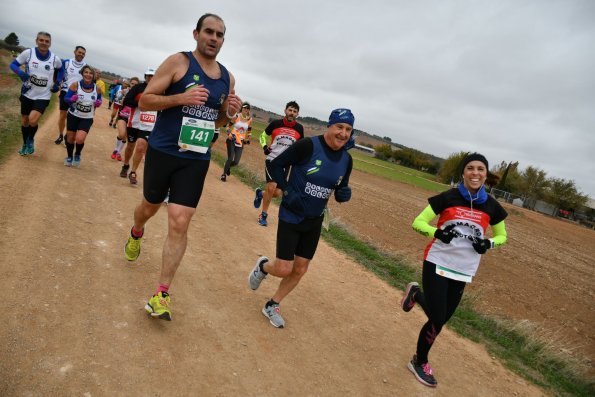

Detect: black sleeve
[296, 122, 305, 139]
[264, 121, 276, 136]
[337, 154, 353, 188]
[269, 138, 314, 190]
[489, 199, 508, 225]
[123, 84, 143, 108]
[428, 191, 448, 215]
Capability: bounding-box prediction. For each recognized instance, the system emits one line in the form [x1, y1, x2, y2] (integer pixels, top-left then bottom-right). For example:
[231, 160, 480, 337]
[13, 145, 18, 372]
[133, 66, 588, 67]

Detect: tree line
[437, 151, 589, 212]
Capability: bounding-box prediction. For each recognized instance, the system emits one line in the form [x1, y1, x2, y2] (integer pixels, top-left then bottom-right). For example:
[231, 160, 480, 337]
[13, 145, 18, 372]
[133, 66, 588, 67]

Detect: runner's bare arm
[139, 53, 209, 111]
[215, 72, 241, 128]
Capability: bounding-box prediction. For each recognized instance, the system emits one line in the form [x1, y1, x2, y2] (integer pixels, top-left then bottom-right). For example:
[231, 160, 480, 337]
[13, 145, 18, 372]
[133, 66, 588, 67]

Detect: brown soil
[0, 105, 555, 395]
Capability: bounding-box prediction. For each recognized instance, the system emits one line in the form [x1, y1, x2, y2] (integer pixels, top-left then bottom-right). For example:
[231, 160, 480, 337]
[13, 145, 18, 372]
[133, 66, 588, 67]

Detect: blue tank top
[280, 136, 351, 224]
[149, 52, 230, 159]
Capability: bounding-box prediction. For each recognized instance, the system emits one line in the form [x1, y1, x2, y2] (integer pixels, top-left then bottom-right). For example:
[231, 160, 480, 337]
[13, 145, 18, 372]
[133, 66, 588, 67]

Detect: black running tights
[414, 260, 466, 364]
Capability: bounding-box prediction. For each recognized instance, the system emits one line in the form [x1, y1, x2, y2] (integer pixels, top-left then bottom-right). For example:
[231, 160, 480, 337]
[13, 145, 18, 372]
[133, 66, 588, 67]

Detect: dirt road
[0, 106, 546, 396]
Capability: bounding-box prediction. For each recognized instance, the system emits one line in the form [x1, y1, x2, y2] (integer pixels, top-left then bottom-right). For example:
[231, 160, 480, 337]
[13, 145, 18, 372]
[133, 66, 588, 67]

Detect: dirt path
[0, 106, 546, 396]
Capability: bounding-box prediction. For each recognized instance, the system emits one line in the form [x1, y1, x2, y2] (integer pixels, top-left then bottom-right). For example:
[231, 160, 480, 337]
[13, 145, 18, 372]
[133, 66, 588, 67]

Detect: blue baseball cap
[328, 108, 355, 127]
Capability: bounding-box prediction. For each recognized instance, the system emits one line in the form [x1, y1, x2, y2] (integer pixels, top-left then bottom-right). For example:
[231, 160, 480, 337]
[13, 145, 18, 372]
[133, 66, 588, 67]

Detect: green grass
[212, 147, 594, 396]
[350, 150, 448, 192]
[0, 72, 22, 163]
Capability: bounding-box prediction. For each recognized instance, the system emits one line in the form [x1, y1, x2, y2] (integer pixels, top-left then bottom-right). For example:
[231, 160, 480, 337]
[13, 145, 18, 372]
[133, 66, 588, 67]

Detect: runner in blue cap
[248, 108, 355, 328]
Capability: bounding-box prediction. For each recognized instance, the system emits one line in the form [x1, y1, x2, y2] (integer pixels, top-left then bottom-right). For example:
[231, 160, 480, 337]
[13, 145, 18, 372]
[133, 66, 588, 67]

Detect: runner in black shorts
[120, 69, 155, 185]
[248, 108, 355, 328]
[10, 31, 62, 155]
[123, 14, 242, 322]
[54, 46, 86, 145]
[254, 101, 304, 226]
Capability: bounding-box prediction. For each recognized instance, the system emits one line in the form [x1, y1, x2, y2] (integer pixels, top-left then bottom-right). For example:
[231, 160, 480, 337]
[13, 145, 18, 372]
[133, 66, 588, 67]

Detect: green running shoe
[145, 292, 172, 321]
[124, 235, 142, 261]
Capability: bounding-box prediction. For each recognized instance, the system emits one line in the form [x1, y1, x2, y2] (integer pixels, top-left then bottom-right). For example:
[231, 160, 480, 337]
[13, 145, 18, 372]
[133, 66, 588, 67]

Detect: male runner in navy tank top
[123, 13, 242, 321]
[248, 109, 355, 328]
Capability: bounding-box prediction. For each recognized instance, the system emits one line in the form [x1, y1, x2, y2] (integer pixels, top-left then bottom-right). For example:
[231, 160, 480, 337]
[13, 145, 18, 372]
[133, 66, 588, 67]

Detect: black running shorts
[127, 127, 150, 143]
[143, 145, 210, 208]
[276, 217, 324, 261]
[66, 112, 93, 132]
[265, 159, 289, 183]
[20, 95, 50, 115]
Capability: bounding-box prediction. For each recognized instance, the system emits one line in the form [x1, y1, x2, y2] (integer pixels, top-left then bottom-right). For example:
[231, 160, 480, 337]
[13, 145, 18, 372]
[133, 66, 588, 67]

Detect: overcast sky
[2, 0, 594, 197]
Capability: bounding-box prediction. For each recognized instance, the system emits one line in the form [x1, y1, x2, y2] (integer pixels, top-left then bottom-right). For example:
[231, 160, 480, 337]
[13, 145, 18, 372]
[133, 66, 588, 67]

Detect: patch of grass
[0, 70, 22, 163]
[350, 150, 448, 192]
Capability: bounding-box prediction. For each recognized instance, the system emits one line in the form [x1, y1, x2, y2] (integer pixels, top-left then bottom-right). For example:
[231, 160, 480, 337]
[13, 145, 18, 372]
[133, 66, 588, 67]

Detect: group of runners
[10, 32, 156, 182]
[10, 15, 509, 389]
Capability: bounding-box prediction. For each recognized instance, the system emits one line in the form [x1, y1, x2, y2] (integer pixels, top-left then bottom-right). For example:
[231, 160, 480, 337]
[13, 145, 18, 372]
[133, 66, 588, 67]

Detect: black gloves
[434, 224, 457, 244]
[282, 186, 304, 215]
[334, 186, 351, 203]
[472, 238, 493, 254]
[263, 145, 271, 155]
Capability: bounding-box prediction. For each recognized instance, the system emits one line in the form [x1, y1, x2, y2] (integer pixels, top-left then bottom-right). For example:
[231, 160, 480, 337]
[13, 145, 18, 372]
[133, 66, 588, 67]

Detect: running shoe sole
[145, 303, 172, 321]
[248, 256, 268, 290]
[401, 282, 419, 312]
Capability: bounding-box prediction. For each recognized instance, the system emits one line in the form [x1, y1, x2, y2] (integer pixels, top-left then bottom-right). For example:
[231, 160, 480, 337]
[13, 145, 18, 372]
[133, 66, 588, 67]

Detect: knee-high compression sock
[29, 125, 39, 140]
[66, 142, 75, 158]
[21, 125, 28, 143]
[75, 142, 85, 156]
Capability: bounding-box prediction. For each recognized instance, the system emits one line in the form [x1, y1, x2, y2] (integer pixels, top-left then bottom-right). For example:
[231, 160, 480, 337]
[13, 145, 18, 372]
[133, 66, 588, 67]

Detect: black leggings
[414, 260, 466, 364]
[224, 139, 243, 175]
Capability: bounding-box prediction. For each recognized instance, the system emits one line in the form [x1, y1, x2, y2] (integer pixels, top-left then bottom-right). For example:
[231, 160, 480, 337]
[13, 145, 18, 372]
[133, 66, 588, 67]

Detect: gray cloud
[2, 0, 594, 196]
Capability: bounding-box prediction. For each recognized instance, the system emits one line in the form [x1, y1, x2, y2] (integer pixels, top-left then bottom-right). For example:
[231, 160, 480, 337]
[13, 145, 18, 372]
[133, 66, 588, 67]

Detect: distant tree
[383, 136, 392, 143]
[437, 151, 468, 184]
[4, 32, 19, 46]
[496, 161, 520, 191]
[545, 178, 588, 210]
[374, 144, 393, 160]
[518, 166, 549, 200]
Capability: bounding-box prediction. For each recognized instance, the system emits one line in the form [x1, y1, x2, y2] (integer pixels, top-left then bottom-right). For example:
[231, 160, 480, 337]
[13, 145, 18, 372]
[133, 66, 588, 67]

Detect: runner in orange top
[221, 102, 252, 181]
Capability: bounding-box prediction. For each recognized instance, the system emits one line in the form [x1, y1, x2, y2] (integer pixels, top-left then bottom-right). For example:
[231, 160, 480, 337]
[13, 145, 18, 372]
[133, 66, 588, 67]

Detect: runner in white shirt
[62, 65, 102, 167]
[54, 46, 86, 145]
[9, 31, 62, 155]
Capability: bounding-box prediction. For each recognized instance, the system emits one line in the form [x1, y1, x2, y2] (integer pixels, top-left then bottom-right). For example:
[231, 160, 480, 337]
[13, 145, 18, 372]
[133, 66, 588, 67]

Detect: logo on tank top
[306, 159, 322, 175]
[218, 93, 225, 105]
[305, 182, 332, 199]
[193, 74, 200, 82]
[45, 65, 50, 70]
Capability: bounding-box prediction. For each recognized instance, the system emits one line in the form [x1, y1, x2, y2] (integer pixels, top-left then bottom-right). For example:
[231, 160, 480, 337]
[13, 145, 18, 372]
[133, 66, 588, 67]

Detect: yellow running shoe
[124, 235, 142, 261]
[145, 292, 172, 321]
